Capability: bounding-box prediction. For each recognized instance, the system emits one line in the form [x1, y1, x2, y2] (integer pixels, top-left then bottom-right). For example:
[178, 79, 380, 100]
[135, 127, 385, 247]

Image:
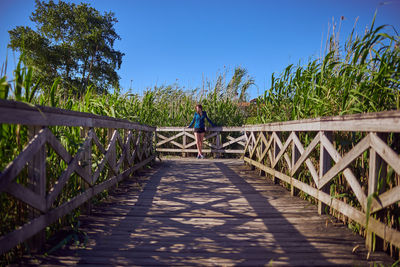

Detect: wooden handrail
[0, 99, 155, 131]
[242, 110, 400, 251]
[156, 127, 246, 154]
[243, 110, 400, 132]
[1, 99, 399, 256]
[156, 110, 400, 252]
[0, 100, 156, 255]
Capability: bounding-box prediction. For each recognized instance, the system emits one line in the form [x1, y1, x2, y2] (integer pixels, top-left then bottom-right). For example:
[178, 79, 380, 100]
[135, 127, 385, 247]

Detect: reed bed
[0, 15, 399, 263]
[251, 16, 400, 259]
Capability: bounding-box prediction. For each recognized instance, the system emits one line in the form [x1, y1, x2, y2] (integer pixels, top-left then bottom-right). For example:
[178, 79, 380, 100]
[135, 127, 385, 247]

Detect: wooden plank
[272, 132, 292, 170]
[244, 157, 400, 249]
[291, 132, 320, 176]
[46, 129, 91, 184]
[184, 132, 218, 150]
[156, 132, 184, 149]
[0, 154, 155, 255]
[184, 131, 196, 140]
[366, 133, 388, 251]
[45, 138, 90, 209]
[221, 135, 245, 148]
[156, 132, 184, 147]
[371, 186, 400, 213]
[131, 131, 142, 164]
[259, 132, 273, 162]
[370, 132, 400, 175]
[4, 182, 46, 212]
[320, 133, 367, 210]
[249, 132, 262, 159]
[291, 133, 301, 196]
[272, 132, 294, 168]
[318, 131, 332, 215]
[14, 158, 395, 266]
[0, 101, 155, 132]
[242, 109, 400, 132]
[182, 130, 187, 157]
[243, 131, 251, 156]
[319, 134, 370, 189]
[156, 126, 244, 132]
[91, 130, 106, 154]
[227, 135, 245, 147]
[123, 131, 134, 166]
[0, 128, 47, 190]
[156, 148, 244, 154]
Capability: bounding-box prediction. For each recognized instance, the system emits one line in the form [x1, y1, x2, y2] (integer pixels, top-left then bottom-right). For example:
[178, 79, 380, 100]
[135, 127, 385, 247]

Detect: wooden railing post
[272, 132, 281, 184]
[80, 127, 92, 214]
[318, 131, 332, 215]
[366, 133, 387, 252]
[27, 125, 46, 253]
[243, 130, 249, 161]
[107, 128, 117, 188]
[215, 131, 221, 158]
[259, 132, 266, 177]
[153, 130, 157, 162]
[250, 131, 255, 170]
[182, 129, 187, 158]
[291, 132, 300, 196]
[0, 100, 157, 255]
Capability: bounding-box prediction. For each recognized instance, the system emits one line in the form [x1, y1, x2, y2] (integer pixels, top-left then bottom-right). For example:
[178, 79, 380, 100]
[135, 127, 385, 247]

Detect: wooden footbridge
[1, 99, 399, 266]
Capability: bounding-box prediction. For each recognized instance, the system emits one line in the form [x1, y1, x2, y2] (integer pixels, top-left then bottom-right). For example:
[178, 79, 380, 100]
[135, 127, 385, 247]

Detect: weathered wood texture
[156, 127, 246, 154]
[0, 99, 155, 131]
[242, 111, 400, 252]
[157, 111, 400, 253]
[0, 100, 156, 255]
[20, 159, 394, 266]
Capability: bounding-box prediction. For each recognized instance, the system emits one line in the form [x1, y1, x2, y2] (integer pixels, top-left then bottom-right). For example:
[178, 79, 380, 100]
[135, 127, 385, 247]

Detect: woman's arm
[188, 114, 195, 128]
[205, 112, 215, 127]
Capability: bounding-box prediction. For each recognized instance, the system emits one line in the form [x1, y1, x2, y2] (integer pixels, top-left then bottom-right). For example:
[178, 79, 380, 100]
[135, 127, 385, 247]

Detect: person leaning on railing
[187, 104, 215, 159]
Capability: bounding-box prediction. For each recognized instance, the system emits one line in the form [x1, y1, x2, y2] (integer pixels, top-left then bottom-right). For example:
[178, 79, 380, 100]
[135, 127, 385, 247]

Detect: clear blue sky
[1, 0, 399, 99]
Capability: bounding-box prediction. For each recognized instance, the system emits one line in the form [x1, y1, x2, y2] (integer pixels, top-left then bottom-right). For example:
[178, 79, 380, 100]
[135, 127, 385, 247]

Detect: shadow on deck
[22, 159, 394, 266]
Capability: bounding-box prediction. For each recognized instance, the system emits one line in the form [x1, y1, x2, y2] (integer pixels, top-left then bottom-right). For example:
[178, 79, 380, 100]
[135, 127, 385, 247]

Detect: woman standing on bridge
[188, 104, 215, 159]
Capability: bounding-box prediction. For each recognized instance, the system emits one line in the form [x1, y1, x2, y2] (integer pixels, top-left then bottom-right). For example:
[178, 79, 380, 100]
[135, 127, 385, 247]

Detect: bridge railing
[243, 110, 400, 251]
[156, 111, 400, 252]
[0, 100, 156, 255]
[156, 126, 246, 155]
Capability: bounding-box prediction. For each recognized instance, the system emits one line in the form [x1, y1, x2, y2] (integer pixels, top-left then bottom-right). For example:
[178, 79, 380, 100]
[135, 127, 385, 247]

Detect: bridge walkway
[21, 159, 394, 266]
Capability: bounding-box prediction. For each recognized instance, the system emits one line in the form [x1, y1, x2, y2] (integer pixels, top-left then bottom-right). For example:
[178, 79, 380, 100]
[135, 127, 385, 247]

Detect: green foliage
[8, 0, 124, 94]
[252, 16, 400, 123]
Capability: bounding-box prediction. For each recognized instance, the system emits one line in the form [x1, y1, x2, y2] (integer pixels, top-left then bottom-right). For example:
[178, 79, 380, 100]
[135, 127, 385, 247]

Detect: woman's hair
[195, 104, 203, 115]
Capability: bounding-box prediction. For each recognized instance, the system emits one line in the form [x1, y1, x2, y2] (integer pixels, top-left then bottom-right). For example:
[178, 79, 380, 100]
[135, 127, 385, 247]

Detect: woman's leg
[198, 132, 205, 156]
[195, 132, 202, 156]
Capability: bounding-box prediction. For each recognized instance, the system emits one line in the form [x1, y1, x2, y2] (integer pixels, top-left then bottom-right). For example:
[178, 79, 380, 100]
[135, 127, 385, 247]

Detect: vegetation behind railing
[156, 127, 245, 156]
[0, 99, 155, 261]
[251, 15, 400, 124]
[156, 111, 400, 260]
[243, 111, 400, 259]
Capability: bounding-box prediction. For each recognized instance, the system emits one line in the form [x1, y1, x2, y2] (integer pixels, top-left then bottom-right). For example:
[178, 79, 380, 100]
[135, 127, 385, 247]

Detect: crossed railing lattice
[243, 112, 400, 250]
[1, 99, 400, 255]
[0, 100, 155, 254]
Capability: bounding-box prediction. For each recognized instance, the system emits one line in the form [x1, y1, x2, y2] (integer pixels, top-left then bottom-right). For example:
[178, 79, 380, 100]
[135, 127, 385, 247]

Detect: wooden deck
[21, 159, 394, 266]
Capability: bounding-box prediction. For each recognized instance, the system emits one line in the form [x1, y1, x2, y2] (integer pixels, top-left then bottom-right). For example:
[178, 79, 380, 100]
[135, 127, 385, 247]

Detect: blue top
[188, 111, 215, 128]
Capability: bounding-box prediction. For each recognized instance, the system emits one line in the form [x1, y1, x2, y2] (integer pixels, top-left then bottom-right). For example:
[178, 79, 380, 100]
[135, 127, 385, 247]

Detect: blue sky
[1, 0, 399, 99]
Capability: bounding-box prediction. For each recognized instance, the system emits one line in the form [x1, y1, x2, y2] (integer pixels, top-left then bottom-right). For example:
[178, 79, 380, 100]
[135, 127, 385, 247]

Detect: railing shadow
[214, 161, 330, 266]
[51, 160, 334, 265]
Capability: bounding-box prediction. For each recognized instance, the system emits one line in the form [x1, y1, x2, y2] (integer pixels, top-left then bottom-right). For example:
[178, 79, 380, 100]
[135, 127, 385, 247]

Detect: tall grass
[1, 14, 399, 263]
[253, 15, 399, 123]
[250, 15, 400, 259]
[0, 58, 250, 264]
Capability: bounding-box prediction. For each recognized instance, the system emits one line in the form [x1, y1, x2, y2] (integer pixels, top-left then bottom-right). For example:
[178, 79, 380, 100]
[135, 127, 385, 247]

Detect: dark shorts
[194, 127, 205, 133]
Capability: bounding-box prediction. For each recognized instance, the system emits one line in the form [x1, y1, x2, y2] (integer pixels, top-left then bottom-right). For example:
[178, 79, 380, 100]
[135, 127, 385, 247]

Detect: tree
[8, 0, 124, 94]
